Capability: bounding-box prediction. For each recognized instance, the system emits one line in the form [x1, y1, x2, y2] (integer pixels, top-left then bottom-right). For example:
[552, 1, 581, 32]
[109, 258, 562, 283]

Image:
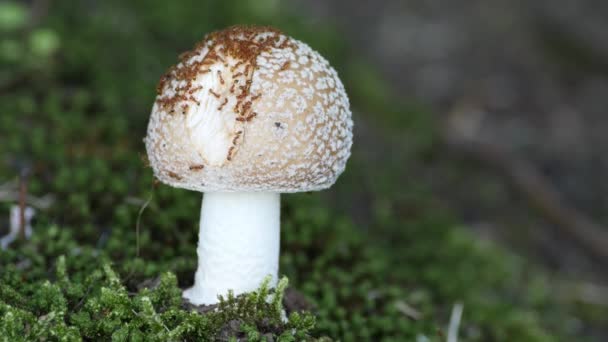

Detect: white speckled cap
[145, 26, 353, 192]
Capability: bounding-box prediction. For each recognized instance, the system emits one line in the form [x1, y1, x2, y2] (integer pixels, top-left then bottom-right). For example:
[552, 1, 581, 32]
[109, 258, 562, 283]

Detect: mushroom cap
[145, 26, 353, 192]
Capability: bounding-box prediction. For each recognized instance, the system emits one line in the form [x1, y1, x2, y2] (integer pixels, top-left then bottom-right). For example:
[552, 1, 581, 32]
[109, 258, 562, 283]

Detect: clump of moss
[0, 197, 580, 341]
[0, 247, 318, 341]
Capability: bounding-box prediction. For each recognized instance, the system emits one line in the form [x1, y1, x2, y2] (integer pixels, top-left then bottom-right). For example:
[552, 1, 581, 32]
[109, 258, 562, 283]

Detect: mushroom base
[183, 192, 280, 305]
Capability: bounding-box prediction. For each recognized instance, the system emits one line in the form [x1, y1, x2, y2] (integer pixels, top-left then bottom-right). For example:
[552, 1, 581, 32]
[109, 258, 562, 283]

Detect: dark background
[295, 0, 608, 284]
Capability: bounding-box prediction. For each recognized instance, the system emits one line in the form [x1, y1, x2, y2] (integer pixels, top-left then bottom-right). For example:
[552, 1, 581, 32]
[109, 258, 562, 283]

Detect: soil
[181, 286, 314, 315]
[181, 286, 315, 339]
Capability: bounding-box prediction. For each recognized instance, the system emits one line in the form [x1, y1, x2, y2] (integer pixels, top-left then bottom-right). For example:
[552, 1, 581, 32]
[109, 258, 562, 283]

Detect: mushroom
[144, 26, 353, 305]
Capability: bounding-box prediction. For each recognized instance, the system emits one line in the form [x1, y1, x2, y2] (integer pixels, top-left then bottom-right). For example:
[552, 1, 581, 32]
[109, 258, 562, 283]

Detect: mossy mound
[0, 0, 586, 340]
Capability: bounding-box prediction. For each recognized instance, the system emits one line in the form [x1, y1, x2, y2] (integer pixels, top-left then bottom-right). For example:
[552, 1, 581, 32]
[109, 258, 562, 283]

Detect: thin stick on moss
[0, 180, 55, 209]
[18, 173, 27, 240]
[135, 191, 154, 257]
[447, 302, 463, 342]
[443, 128, 608, 265]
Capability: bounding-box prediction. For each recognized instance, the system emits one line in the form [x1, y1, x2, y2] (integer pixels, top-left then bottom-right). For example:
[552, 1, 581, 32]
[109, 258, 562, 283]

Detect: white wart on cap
[145, 26, 353, 192]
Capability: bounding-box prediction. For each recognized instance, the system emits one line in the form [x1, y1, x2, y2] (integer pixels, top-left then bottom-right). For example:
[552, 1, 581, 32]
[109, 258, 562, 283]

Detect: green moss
[0, 259, 316, 341]
[0, 0, 597, 340]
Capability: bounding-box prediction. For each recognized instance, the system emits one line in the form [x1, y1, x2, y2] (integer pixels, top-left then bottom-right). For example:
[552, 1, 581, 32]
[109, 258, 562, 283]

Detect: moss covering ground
[0, 0, 588, 340]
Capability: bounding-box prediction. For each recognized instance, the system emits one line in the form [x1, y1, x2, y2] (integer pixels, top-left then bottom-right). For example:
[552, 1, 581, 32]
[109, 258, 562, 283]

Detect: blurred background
[295, 0, 608, 287]
[1, 0, 608, 340]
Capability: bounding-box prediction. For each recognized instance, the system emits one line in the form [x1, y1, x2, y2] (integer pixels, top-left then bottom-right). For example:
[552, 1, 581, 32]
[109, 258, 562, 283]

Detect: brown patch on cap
[155, 25, 291, 122]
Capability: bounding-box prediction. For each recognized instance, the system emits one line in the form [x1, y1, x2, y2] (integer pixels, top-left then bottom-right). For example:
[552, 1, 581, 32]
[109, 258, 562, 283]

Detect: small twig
[73, 283, 95, 312]
[561, 281, 608, 307]
[394, 300, 422, 320]
[18, 174, 27, 240]
[131, 308, 171, 332]
[447, 302, 463, 342]
[0, 178, 54, 210]
[1, 205, 35, 249]
[0, 190, 54, 209]
[125, 196, 147, 206]
[135, 192, 154, 258]
[443, 131, 608, 265]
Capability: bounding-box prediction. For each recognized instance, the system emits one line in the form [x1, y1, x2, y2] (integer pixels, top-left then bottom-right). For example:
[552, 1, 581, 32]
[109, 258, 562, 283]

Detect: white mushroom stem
[183, 192, 281, 305]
